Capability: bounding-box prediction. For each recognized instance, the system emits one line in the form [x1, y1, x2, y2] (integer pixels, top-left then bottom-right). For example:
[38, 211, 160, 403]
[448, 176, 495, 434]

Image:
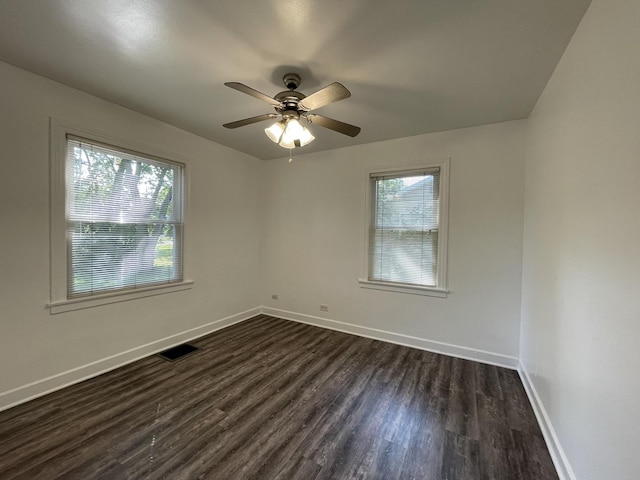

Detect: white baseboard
[0, 305, 520, 414]
[261, 307, 519, 369]
[0, 307, 262, 412]
[518, 362, 575, 480]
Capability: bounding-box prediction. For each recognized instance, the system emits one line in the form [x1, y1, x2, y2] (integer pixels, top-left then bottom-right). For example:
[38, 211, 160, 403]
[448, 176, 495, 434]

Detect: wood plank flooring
[0, 315, 558, 480]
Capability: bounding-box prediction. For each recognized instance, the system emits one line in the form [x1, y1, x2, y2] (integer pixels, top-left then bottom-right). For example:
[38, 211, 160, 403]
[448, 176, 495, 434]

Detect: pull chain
[288, 148, 293, 163]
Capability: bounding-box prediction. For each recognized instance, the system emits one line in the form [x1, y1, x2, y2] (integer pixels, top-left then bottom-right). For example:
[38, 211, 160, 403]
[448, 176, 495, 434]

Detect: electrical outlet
[320, 304, 329, 312]
[271, 294, 278, 300]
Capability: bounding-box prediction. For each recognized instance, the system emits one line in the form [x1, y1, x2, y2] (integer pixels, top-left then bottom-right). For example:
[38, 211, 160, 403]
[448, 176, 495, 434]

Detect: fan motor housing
[274, 90, 305, 111]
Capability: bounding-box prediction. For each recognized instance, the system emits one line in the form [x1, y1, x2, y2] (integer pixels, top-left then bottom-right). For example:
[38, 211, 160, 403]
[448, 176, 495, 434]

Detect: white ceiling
[0, 0, 591, 160]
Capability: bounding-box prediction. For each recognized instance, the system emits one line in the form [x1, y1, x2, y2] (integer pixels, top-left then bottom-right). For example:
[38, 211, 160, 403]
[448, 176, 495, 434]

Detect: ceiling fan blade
[223, 113, 278, 129]
[224, 82, 281, 107]
[306, 114, 361, 137]
[299, 82, 351, 111]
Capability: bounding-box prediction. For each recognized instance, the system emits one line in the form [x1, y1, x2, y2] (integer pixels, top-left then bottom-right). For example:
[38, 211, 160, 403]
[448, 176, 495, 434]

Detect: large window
[49, 121, 190, 313]
[66, 136, 184, 297]
[361, 160, 449, 296]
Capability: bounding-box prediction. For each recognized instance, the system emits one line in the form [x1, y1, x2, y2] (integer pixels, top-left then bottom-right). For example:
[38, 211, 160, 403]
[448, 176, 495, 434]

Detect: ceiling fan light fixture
[265, 121, 285, 143]
[265, 118, 315, 148]
[281, 118, 315, 148]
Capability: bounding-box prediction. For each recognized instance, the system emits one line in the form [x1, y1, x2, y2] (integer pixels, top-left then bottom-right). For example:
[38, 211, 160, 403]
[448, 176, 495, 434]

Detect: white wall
[0, 61, 263, 409]
[520, 0, 640, 479]
[262, 121, 526, 364]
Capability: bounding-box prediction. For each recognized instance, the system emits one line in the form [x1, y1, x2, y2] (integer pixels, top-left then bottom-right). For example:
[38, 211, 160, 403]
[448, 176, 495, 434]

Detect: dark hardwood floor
[0, 315, 557, 479]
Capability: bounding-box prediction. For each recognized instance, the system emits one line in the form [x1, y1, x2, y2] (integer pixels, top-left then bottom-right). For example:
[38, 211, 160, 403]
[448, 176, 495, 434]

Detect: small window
[65, 136, 184, 297]
[361, 160, 449, 296]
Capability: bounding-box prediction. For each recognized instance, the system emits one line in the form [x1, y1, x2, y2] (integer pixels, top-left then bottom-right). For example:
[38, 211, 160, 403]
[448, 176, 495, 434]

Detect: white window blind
[66, 136, 184, 298]
[369, 168, 440, 287]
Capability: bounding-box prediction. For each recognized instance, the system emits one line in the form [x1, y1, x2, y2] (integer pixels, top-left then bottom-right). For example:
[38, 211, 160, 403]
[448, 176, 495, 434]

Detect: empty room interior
[0, 1, 638, 479]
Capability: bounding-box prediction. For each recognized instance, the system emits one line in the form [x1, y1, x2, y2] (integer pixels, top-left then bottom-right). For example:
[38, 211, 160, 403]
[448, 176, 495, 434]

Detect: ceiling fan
[223, 73, 361, 149]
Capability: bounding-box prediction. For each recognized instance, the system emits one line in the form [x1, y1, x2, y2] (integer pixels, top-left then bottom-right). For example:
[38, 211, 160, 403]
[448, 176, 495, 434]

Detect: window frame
[48, 119, 193, 314]
[359, 158, 450, 297]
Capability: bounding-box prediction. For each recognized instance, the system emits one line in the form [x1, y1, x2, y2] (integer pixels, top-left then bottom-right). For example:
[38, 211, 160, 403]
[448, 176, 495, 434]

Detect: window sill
[47, 280, 195, 314]
[358, 279, 448, 298]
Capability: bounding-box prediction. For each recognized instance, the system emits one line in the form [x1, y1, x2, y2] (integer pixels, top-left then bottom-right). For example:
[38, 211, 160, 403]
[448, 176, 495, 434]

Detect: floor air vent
[157, 343, 198, 362]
